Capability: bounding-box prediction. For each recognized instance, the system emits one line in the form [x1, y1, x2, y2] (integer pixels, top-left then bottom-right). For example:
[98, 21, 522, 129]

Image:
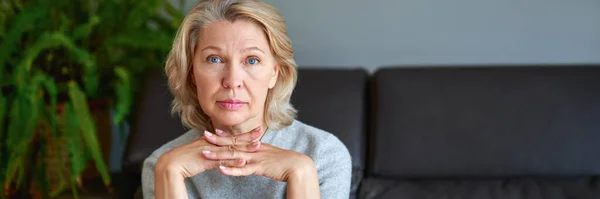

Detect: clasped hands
[155, 127, 315, 182]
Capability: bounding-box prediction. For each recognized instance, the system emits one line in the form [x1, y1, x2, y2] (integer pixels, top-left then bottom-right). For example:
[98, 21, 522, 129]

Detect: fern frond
[113, 67, 131, 125]
[0, 0, 49, 80]
[67, 82, 111, 188]
[16, 32, 99, 96]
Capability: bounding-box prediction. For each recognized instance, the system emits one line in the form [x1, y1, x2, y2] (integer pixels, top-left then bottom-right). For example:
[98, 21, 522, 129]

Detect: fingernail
[238, 159, 245, 164]
[202, 150, 211, 154]
[204, 131, 213, 137]
[219, 165, 227, 170]
[215, 129, 224, 135]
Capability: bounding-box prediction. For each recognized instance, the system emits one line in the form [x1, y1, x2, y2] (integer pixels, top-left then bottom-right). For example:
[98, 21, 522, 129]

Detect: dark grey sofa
[122, 65, 600, 199]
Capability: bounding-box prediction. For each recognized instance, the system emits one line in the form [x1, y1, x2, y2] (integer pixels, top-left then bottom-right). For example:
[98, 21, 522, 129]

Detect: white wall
[181, 0, 600, 71]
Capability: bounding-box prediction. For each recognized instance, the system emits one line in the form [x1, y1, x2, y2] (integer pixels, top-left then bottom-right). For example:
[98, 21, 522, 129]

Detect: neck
[210, 115, 268, 136]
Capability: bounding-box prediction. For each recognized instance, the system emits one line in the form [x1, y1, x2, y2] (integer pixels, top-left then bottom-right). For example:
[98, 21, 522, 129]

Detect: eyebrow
[241, 46, 265, 54]
[200, 46, 221, 52]
[200, 46, 265, 54]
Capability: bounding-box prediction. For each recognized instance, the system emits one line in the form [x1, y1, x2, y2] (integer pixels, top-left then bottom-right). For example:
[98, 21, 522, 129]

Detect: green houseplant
[0, 0, 183, 198]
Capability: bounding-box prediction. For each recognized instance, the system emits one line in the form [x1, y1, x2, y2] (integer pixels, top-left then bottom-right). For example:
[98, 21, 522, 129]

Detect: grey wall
[182, 0, 600, 71]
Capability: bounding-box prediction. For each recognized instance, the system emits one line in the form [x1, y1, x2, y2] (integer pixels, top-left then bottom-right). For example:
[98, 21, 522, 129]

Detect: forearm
[286, 159, 320, 199]
[155, 168, 188, 199]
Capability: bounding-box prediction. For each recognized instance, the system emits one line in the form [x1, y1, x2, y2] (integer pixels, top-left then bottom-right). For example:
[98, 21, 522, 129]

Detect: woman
[141, 0, 352, 198]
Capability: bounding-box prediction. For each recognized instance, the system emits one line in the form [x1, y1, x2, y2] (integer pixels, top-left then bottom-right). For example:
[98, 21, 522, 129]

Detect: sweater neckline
[260, 120, 296, 143]
[260, 127, 276, 143]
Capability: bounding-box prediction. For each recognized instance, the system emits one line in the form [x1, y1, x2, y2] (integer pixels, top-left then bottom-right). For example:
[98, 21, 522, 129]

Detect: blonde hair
[165, 0, 297, 131]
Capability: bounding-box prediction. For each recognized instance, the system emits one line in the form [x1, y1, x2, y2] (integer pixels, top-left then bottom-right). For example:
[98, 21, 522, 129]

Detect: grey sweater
[142, 120, 352, 199]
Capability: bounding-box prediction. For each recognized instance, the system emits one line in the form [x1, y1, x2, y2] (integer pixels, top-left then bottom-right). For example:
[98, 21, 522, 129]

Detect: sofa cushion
[370, 66, 600, 177]
[122, 69, 186, 172]
[359, 177, 600, 199]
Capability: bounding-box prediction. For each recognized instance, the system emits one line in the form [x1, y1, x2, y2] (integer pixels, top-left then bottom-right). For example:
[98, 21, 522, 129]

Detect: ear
[267, 64, 279, 89]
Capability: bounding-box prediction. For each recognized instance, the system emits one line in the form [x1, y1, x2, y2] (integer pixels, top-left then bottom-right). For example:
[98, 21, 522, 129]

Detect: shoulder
[283, 120, 336, 142]
[281, 120, 351, 165]
[143, 129, 202, 165]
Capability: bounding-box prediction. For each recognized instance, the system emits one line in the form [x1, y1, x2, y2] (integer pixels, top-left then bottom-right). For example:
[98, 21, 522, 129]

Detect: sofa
[120, 64, 600, 199]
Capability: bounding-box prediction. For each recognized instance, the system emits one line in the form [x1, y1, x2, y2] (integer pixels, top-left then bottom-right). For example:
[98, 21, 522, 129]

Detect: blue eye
[208, 56, 221, 63]
[246, 57, 259, 65]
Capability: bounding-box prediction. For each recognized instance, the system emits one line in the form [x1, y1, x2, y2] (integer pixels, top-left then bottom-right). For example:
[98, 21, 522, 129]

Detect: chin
[210, 112, 249, 126]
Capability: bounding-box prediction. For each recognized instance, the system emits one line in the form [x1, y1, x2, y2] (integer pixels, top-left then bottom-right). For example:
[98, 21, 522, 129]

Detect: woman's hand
[155, 129, 262, 178]
[202, 142, 321, 198]
[153, 129, 263, 199]
[203, 127, 311, 181]
[201, 142, 316, 182]
[201, 128, 320, 198]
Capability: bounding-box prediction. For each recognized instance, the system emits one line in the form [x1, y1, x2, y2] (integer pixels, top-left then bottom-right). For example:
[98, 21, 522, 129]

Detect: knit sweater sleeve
[141, 130, 201, 199]
[141, 153, 157, 199]
[315, 134, 353, 199]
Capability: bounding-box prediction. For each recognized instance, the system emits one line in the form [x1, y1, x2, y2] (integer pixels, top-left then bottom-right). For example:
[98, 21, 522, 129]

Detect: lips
[216, 99, 247, 110]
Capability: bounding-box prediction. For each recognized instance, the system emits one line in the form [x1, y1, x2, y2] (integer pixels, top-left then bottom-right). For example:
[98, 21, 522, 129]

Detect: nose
[222, 62, 244, 89]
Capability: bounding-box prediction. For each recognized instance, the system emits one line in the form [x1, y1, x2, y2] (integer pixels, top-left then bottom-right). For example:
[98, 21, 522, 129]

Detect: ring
[228, 145, 235, 157]
[232, 136, 238, 145]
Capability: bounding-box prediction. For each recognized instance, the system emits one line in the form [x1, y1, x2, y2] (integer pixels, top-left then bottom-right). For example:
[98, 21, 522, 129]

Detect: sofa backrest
[370, 66, 600, 178]
[291, 68, 368, 169]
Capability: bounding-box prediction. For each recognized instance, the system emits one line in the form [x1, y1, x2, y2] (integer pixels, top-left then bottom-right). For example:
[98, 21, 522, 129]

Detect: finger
[215, 129, 228, 136]
[206, 141, 261, 153]
[214, 159, 246, 168]
[232, 141, 260, 152]
[235, 127, 263, 142]
[203, 130, 237, 146]
[204, 128, 262, 146]
[202, 147, 252, 160]
[219, 163, 259, 177]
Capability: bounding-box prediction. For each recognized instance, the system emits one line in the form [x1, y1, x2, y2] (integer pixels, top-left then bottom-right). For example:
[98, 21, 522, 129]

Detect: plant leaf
[0, 93, 6, 153]
[34, 120, 49, 196]
[72, 15, 100, 40]
[125, 0, 163, 29]
[0, 0, 48, 80]
[0, 3, 9, 38]
[0, 92, 6, 138]
[163, 1, 184, 28]
[108, 30, 172, 53]
[67, 82, 111, 187]
[4, 71, 54, 192]
[3, 77, 28, 188]
[63, 101, 86, 191]
[38, 72, 58, 136]
[58, 11, 71, 34]
[6, 87, 36, 156]
[3, 156, 22, 191]
[0, 92, 5, 198]
[3, 96, 23, 187]
[16, 32, 99, 96]
[62, 102, 82, 198]
[23, 72, 44, 137]
[4, 76, 41, 188]
[113, 67, 131, 125]
[16, 72, 45, 188]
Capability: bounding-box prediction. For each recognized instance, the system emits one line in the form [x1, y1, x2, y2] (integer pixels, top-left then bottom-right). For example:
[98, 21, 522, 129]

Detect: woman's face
[192, 20, 279, 127]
